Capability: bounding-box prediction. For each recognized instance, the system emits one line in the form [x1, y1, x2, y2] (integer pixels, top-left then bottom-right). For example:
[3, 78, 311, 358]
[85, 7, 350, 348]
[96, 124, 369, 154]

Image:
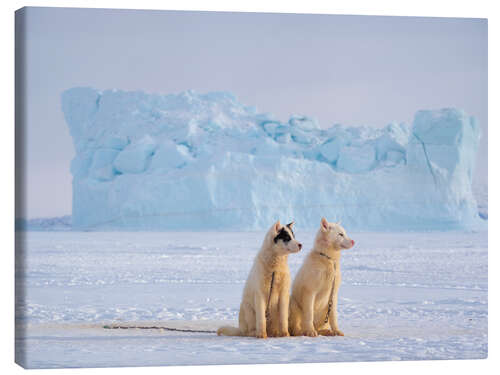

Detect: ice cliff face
[61, 87, 483, 230]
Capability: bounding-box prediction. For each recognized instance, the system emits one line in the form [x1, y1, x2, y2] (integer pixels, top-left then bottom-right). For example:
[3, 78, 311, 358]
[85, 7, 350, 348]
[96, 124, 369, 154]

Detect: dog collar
[318, 252, 332, 260]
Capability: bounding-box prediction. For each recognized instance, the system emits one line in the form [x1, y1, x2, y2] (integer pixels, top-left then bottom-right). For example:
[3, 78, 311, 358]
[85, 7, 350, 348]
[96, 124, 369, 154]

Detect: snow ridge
[16, 216, 72, 231]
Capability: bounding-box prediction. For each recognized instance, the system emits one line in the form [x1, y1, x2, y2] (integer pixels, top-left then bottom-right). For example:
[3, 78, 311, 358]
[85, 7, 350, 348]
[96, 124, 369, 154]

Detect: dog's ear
[286, 221, 295, 229]
[274, 220, 282, 234]
[321, 217, 329, 231]
[336, 220, 342, 226]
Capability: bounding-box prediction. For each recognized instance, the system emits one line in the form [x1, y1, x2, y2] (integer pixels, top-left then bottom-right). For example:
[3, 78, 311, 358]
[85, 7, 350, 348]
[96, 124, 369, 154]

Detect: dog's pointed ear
[321, 217, 329, 231]
[286, 221, 295, 229]
[274, 220, 282, 234]
[336, 220, 342, 226]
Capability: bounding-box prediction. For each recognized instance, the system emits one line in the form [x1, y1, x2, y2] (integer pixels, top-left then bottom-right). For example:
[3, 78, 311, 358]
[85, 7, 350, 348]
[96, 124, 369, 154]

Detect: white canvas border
[1, 1, 495, 374]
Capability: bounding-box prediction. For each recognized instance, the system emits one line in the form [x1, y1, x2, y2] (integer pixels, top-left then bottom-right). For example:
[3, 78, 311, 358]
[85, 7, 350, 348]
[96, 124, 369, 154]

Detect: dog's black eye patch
[274, 227, 292, 243]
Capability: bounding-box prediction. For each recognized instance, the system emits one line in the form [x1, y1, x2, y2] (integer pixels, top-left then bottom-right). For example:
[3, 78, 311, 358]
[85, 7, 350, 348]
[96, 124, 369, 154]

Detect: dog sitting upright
[217, 221, 302, 338]
[289, 217, 355, 337]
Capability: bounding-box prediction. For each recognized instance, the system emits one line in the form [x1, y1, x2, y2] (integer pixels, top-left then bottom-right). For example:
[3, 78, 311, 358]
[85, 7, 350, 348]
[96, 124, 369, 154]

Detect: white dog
[289, 217, 355, 337]
[217, 221, 302, 338]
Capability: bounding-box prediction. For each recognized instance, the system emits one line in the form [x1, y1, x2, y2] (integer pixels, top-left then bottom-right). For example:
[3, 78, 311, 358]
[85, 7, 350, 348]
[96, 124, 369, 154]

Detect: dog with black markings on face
[217, 220, 302, 338]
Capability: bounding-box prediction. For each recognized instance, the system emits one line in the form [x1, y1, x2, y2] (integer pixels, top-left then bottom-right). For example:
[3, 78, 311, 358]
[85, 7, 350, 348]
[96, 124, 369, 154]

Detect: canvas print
[15, 7, 487, 369]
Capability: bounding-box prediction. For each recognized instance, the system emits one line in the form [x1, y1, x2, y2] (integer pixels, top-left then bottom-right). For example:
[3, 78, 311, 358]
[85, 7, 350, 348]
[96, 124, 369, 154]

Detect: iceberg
[61, 87, 483, 231]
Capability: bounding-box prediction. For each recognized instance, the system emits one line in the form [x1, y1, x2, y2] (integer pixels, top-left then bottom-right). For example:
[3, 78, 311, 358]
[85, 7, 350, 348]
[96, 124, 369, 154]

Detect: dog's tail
[217, 326, 242, 336]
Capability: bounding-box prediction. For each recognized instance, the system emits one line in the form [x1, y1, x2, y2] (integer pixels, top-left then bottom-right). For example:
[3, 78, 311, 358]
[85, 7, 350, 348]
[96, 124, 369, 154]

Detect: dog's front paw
[255, 331, 268, 339]
[303, 328, 318, 337]
[318, 329, 335, 336]
[267, 329, 279, 337]
[277, 330, 290, 337]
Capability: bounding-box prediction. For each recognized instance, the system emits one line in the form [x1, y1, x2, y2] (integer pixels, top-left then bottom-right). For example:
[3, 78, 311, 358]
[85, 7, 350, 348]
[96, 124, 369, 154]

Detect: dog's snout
[351, 240, 355, 246]
[298, 243, 302, 250]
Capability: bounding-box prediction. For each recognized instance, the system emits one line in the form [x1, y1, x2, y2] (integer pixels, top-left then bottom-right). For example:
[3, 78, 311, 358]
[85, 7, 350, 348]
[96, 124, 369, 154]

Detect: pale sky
[19, 7, 487, 218]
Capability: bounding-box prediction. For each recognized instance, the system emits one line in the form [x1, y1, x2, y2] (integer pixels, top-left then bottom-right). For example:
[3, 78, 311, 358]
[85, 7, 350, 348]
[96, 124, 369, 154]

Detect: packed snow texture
[62, 88, 483, 230]
[15, 231, 487, 368]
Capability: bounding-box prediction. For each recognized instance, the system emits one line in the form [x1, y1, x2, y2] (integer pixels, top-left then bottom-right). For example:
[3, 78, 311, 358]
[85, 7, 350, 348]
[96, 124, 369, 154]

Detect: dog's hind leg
[238, 303, 249, 336]
[288, 297, 302, 336]
[242, 304, 256, 337]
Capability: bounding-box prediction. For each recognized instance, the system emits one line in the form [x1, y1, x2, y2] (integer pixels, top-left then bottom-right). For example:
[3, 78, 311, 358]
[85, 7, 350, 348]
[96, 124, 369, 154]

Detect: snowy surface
[62, 88, 483, 231]
[16, 230, 487, 369]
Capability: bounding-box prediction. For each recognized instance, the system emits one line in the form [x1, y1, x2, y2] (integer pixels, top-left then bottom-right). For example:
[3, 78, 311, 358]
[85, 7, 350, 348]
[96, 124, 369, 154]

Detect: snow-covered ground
[15, 230, 487, 369]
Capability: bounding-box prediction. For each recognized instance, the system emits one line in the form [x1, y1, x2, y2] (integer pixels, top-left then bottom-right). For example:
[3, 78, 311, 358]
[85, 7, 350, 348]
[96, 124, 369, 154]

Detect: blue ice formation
[62, 87, 483, 230]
